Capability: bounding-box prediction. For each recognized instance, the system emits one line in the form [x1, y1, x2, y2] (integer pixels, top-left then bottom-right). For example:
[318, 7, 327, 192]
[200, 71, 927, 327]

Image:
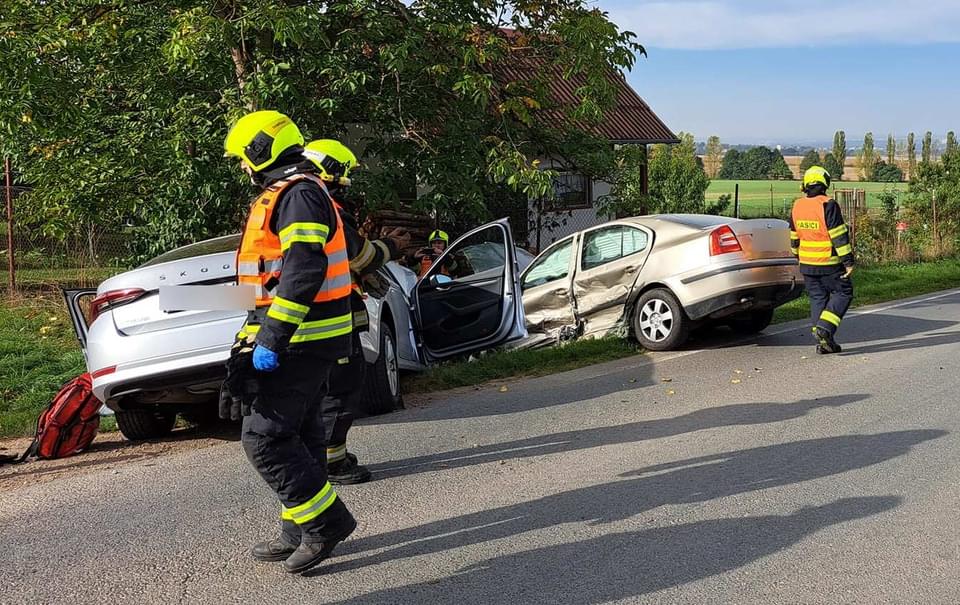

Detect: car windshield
[139, 234, 241, 268]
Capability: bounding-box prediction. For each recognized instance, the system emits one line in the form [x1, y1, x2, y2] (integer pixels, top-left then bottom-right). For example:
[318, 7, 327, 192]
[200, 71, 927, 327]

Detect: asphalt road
[3, 289, 960, 604]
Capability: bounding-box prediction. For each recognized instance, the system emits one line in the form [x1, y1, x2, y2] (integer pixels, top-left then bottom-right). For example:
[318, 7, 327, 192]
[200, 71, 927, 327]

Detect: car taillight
[710, 225, 743, 256]
[89, 288, 146, 324]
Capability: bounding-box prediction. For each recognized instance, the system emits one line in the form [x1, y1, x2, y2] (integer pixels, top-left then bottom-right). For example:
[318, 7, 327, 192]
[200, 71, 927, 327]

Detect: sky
[604, 0, 960, 145]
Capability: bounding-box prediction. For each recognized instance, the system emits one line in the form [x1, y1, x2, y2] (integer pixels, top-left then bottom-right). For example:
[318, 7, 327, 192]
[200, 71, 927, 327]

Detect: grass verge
[0, 294, 86, 438]
[403, 338, 640, 394]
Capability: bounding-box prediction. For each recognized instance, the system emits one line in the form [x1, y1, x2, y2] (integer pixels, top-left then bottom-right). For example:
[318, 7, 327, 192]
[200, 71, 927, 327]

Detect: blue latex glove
[252, 345, 280, 372]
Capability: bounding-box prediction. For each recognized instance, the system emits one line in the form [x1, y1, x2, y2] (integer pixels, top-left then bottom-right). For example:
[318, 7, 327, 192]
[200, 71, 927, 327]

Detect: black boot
[328, 454, 372, 485]
[282, 513, 357, 574]
[251, 537, 298, 562]
[813, 327, 842, 354]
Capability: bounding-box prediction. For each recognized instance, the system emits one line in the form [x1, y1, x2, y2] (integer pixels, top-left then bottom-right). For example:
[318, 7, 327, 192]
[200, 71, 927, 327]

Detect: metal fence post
[4, 157, 14, 292]
[734, 183, 740, 218]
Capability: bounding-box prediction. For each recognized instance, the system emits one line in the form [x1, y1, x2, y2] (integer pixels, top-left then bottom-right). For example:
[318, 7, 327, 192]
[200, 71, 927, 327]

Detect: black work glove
[219, 338, 259, 421]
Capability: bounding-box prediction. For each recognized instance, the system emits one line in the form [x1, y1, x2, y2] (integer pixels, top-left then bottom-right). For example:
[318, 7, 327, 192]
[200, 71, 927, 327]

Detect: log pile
[361, 209, 435, 259]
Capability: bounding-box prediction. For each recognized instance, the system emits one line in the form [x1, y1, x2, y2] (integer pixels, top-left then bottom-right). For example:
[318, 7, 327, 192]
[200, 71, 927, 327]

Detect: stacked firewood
[361, 209, 435, 259]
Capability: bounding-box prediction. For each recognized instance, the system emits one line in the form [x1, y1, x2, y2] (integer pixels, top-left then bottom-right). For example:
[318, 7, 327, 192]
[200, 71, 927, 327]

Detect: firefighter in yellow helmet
[221, 111, 356, 573]
[790, 166, 855, 354]
[414, 229, 458, 278]
[303, 139, 409, 484]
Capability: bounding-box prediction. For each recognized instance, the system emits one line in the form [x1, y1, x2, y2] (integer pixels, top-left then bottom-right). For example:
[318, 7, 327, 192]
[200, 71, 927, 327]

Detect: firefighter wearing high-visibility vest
[790, 166, 855, 354]
[303, 139, 409, 484]
[222, 111, 356, 574]
[415, 229, 457, 278]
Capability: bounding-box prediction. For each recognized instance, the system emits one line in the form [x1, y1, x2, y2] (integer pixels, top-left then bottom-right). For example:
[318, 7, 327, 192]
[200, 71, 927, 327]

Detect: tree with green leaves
[873, 161, 903, 183]
[718, 149, 744, 180]
[704, 135, 723, 179]
[599, 133, 714, 217]
[832, 130, 846, 180]
[799, 149, 822, 173]
[0, 0, 642, 260]
[645, 133, 712, 214]
[887, 134, 896, 165]
[947, 131, 958, 156]
[858, 132, 876, 181]
[822, 152, 842, 179]
[922, 131, 933, 164]
[768, 151, 794, 180]
[907, 132, 917, 178]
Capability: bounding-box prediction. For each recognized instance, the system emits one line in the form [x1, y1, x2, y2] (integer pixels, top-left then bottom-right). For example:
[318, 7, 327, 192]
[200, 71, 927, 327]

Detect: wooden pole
[4, 157, 14, 292]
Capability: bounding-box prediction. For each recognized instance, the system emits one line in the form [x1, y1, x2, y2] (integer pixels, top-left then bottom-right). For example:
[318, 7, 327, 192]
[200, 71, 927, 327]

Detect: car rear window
[139, 234, 241, 267]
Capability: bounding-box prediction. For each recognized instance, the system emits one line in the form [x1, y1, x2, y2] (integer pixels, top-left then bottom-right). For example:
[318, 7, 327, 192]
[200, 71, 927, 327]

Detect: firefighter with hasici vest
[790, 166, 855, 354]
[220, 110, 356, 574]
[303, 138, 410, 484]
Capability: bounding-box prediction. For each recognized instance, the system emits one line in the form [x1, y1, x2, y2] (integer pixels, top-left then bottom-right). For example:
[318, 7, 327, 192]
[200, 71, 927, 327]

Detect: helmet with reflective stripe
[224, 110, 304, 172]
[303, 139, 357, 187]
[429, 229, 449, 244]
[802, 165, 831, 190]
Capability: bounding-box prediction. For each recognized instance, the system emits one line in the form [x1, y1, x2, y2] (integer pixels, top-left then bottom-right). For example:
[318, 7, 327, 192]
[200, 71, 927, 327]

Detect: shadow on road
[327, 496, 900, 604]
[368, 394, 870, 480]
[756, 313, 958, 349]
[317, 429, 944, 583]
[841, 331, 960, 355]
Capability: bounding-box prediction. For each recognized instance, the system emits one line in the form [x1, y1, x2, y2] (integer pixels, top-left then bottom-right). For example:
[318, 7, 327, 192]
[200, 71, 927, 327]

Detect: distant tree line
[701, 129, 956, 183]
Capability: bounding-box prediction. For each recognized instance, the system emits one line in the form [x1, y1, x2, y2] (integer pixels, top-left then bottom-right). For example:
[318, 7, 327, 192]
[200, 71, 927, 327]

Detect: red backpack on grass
[0, 373, 101, 464]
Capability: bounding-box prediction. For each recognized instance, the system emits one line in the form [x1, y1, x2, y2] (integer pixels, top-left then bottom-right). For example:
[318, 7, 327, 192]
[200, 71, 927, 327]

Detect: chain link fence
[3, 164, 132, 294]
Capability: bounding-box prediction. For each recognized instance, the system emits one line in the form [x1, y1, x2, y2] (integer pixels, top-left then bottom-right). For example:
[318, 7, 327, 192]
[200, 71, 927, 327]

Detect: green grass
[707, 180, 908, 216]
[1, 266, 118, 290]
[403, 337, 641, 394]
[0, 295, 86, 438]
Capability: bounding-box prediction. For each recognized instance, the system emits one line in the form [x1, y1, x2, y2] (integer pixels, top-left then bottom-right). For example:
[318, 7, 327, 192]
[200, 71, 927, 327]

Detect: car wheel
[727, 309, 775, 335]
[632, 288, 691, 351]
[358, 322, 404, 415]
[115, 408, 177, 441]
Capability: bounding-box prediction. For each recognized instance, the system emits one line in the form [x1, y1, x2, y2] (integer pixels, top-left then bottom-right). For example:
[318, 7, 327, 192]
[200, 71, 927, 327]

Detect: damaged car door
[520, 235, 578, 339]
[571, 223, 652, 336]
[411, 219, 526, 362]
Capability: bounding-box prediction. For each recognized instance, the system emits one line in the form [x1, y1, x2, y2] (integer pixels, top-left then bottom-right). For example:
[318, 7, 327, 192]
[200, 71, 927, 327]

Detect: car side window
[522, 239, 573, 290]
[425, 225, 505, 283]
[581, 226, 648, 271]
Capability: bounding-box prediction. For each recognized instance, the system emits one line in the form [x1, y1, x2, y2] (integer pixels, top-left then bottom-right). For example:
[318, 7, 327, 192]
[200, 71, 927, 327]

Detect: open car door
[62, 288, 97, 355]
[411, 219, 527, 363]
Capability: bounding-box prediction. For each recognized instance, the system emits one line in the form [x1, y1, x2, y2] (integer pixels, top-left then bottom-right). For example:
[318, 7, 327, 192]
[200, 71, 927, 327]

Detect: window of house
[522, 238, 574, 290]
[581, 226, 649, 270]
[549, 172, 592, 210]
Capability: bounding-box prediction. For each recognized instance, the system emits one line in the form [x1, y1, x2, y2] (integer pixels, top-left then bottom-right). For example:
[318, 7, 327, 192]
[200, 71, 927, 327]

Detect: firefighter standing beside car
[790, 166, 855, 354]
[221, 110, 356, 574]
[303, 138, 409, 484]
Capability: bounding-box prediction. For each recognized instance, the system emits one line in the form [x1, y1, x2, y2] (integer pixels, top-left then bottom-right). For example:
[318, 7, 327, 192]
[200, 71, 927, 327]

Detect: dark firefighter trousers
[803, 269, 854, 336]
[320, 330, 365, 465]
[241, 351, 353, 546]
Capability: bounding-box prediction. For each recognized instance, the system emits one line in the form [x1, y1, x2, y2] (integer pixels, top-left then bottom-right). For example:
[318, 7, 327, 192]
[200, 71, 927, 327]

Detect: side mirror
[429, 274, 454, 287]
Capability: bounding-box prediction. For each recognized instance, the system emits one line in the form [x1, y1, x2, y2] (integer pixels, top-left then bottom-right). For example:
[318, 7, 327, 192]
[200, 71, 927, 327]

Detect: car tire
[632, 288, 691, 351]
[115, 409, 177, 441]
[358, 322, 404, 415]
[727, 309, 775, 335]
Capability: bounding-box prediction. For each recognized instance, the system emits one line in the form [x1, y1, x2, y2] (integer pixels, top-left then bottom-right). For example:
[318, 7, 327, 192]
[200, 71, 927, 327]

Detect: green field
[707, 180, 909, 217]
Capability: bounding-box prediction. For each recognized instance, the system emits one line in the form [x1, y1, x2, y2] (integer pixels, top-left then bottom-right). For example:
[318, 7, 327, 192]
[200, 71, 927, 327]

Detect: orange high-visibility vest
[792, 194, 841, 267]
[236, 174, 352, 307]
